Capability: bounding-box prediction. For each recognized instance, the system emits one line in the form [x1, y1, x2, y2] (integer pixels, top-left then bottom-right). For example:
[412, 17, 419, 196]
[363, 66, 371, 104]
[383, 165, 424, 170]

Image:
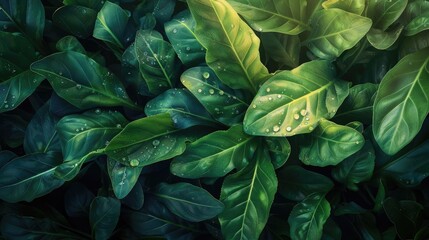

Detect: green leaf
[380, 139, 429, 187]
[367, 25, 404, 50]
[306, 8, 372, 60]
[373, 180, 385, 212]
[399, 31, 429, 57]
[219, 146, 277, 240]
[227, 0, 311, 34]
[55, 149, 104, 181]
[56, 35, 86, 53]
[153, 182, 224, 222]
[277, 165, 334, 201]
[133, 0, 176, 25]
[0, 70, 44, 113]
[0, 113, 27, 148]
[53, 5, 97, 38]
[145, 88, 219, 128]
[64, 183, 95, 217]
[261, 33, 300, 68]
[322, 0, 365, 15]
[188, 0, 269, 93]
[332, 141, 375, 191]
[288, 193, 331, 240]
[373, 48, 429, 155]
[93, 1, 129, 49]
[0, 152, 64, 203]
[0, 0, 45, 43]
[164, 9, 205, 66]
[333, 83, 378, 125]
[122, 181, 144, 210]
[334, 202, 367, 216]
[264, 137, 291, 169]
[366, 0, 408, 31]
[24, 103, 61, 154]
[299, 119, 364, 167]
[134, 30, 181, 95]
[383, 198, 423, 239]
[107, 158, 143, 199]
[322, 218, 342, 240]
[244, 60, 349, 137]
[180, 66, 250, 126]
[405, 13, 429, 36]
[56, 109, 128, 161]
[30, 51, 139, 110]
[170, 124, 256, 179]
[105, 113, 196, 167]
[89, 196, 121, 240]
[0, 215, 80, 239]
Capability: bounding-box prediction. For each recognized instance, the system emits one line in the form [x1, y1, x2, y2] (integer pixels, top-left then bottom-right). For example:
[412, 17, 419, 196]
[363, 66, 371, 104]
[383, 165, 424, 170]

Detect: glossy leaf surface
[90, 197, 121, 240]
[107, 158, 143, 199]
[93, 1, 129, 48]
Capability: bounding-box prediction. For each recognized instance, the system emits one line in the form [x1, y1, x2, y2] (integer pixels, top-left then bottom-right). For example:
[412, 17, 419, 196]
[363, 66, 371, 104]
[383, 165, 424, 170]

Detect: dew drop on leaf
[273, 125, 280, 132]
[130, 159, 139, 167]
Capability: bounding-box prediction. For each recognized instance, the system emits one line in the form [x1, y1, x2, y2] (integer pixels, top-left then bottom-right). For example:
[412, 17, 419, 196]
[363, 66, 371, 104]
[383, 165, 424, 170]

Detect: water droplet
[305, 117, 309, 121]
[76, 84, 82, 89]
[265, 128, 270, 133]
[152, 139, 160, 147]
[59, 71, 63, 76]
[203, 72, 210, 79]
[286, 126, 292, 132]
[252, 104, 257, 109]
[186, 46, 191, 51]
[293, 114, 300, 120]
[219, 90, 224, 95]
[277, 95, 282, 99]
[173, 28, 177, 33]
[116, 124, 122, 128]
[300, 109, 307, 116]
[130, 159, 139, 167]
[268, 97, 273, 101]
[309, 126, 314, 131]
[273, 125, 280, 132]
[197, 88, 202, 93]
[266, 88, 271, 93]
[209, 89, 215, 94]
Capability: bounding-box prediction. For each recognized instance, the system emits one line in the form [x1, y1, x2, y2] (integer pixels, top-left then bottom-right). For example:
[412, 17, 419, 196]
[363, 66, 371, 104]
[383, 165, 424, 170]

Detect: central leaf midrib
[154, 193, 220, 208]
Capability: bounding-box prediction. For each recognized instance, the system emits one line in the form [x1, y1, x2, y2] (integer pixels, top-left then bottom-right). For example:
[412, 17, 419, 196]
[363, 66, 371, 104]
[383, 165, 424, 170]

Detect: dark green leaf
[244, 60, 349, 137]
[322, 218, 342, 240]
[383, 198, 423, 239]
[278, 165, 334, 201]
[0, 113, 27, 148]
[261, 33, 300, 68]
[0, 152, 64, 203]
[400, 31, 429, 57]
[31, 51, 139, 110]
[64, 183, 95, 217]
[122, 180, 144, 210]
[133, 0, 176, 25]
[373, 48, 429, 155]
[63, 0, 103, 10]
[334, 202, 367, 216]
[56, 35, 86, 53]
[53, 5, 97, 38]
[170, 124, 257, 178]
[90, 196, 121, 240]
[107, 157, 143, 199]
[366, 0, 408, 31]
[265, 137, 291, 169]
[322, 0, 365, 15]
[367, 25, 404, 50]
[288, 193, 331, 240]
[153, 182, 224, 222]
[219, 146, 277, 240]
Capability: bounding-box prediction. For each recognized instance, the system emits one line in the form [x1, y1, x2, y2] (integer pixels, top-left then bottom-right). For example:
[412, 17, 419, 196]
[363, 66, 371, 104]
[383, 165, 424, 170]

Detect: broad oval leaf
[133, 0, 176, 25]
[381, 139, 429, 187]
[0, 152, 64, 203]
[122, 180, 144, 210]
[53, 5, 97, 38]
[333, 83, 378, 125]
[24, 103, 61, 154]
[306, 8, 372, 60]
[188, 0, 269, 93]
[181, 67, 250, 126]
[89, 196, 121, 240]
[244, 60, 349, 137]
[366, 0, 408, 31]
[105, 113, 197, 167]
[164, 9, 205, 66]
[227, 0, 311, 35]
[0, 0, 45, 43]
[64, 183, 95, 218]
[373, 48, 429, 155]
[288, 193, 331, 240]
[93, 1, 129, 48]
[153, 182, 224, 222]
[265, 137, 291, 169]
[30, 51, 139, 110]
[145, 88, 219, 128]
[134, 30, 181, 95]
[332, 140, 376, 191]
[299, 119, 365, 167]
[277, 165, 334, 201]
[405, 13, 429, 36]
[367, 25, 404, 50]
[107, 158, 143, 199]
[219, 147, 277, 240]
[56, 109, 128, 161]
[170, 124, 257, 179]
[322, 0, 365, 15]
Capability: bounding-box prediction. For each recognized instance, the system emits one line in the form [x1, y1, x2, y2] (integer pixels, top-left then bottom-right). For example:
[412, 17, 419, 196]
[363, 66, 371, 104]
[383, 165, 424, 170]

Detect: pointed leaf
[306, 9, 372, 59]
[170, 124, 257, 179]
[227, 0, 311, 34]
[145, 88, 219, 128]
[188, 0, 269, 93]
[366, 0, 407, 31]
[219, 147, 277, 240]
[90, 196, 120, 240]
[288, 193, 331, 240]
[56, 36, 86, 53]
[0, 152, 64, 203]
[164, 10, 205, 66]
[367, 25, 404, 50]
[405, 13, 429, 36]
[373, 48, 429, 155]
[180, 67, 250, 126]
[153, 182, 224, 222]
[299, 119, 365, 167]
[93, 1, 129, 48]
[31, 51, 139, 110]
[244, 60, 349, 137]
[107, 158, 143, 199]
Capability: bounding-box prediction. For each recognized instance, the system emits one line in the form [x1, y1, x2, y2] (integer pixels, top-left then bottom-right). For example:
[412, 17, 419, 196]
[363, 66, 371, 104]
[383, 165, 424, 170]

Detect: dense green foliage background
[0, 0, 429, 239]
